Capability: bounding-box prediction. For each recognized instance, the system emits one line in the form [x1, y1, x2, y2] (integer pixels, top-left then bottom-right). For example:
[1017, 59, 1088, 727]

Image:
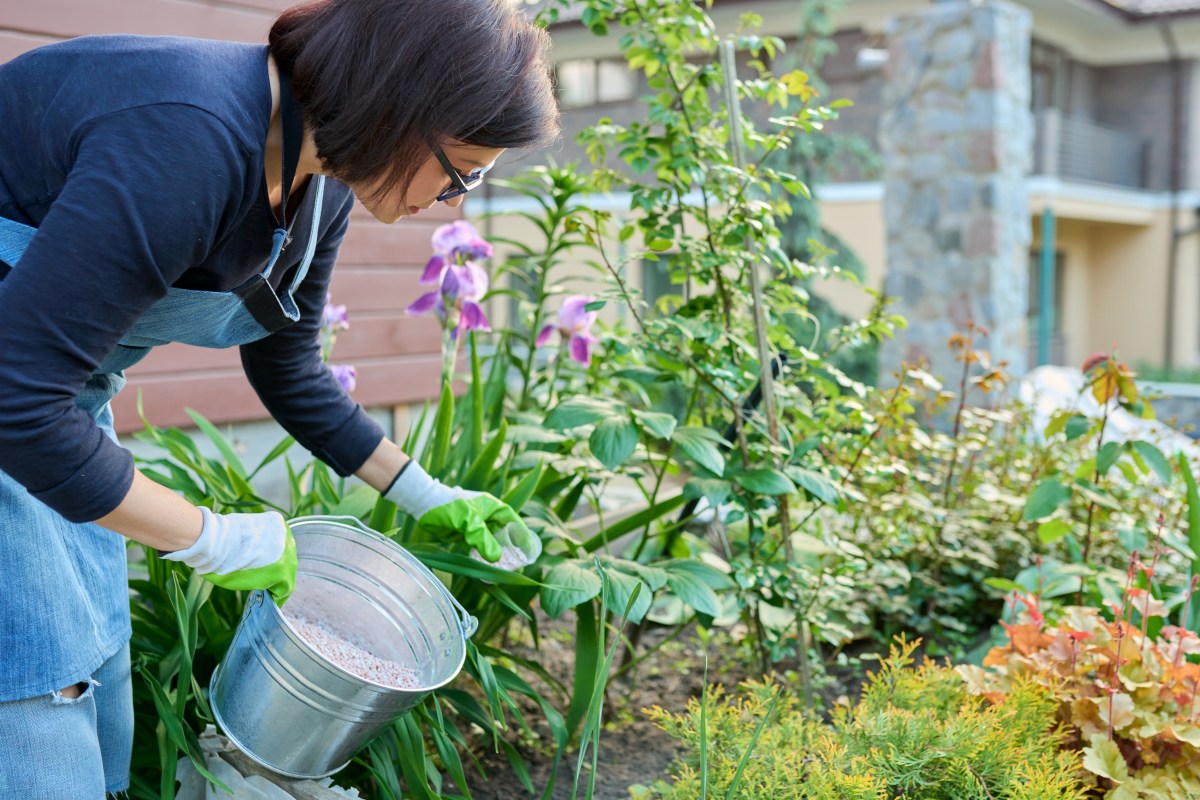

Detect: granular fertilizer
[286, 615, 421, 690]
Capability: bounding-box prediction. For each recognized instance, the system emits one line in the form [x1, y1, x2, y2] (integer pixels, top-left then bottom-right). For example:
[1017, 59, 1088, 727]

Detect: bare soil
[459, 613, 880, 800]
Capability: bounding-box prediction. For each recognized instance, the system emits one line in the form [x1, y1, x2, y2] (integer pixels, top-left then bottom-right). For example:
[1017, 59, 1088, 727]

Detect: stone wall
[878, 0, 1033, 387]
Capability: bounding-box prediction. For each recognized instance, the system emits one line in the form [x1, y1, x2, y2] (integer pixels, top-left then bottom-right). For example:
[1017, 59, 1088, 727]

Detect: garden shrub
[805, 347, 1195, 655]
[962, 590, 1200, 799]
[642, 639, 1086, 799]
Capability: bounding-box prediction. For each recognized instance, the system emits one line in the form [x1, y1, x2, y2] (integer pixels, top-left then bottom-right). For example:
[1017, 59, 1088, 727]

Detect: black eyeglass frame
[433, 146, 493, 202]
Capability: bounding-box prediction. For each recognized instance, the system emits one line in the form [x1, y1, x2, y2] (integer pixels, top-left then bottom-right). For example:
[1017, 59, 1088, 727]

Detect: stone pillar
[878, 0, 1032, 387]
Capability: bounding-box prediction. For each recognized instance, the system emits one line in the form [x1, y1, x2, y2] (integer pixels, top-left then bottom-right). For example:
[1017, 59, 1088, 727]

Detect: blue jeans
[0, 643, 133, 798]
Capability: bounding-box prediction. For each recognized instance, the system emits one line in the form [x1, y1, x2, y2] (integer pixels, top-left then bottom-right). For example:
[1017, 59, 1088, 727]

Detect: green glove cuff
[201, 526, 298, 606]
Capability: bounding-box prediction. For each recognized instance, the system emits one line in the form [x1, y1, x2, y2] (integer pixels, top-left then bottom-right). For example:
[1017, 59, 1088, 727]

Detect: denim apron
[0, 73, 324, 701]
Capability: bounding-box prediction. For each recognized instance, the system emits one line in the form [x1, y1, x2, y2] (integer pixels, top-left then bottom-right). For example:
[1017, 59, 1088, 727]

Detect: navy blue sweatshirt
[0, 35, 386, 522]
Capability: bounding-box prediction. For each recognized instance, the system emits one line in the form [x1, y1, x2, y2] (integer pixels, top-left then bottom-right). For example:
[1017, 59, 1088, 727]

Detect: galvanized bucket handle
[288, 514, 479, 639]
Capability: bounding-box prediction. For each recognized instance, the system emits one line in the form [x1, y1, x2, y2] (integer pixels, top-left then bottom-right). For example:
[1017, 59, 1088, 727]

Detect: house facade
[494, 0, 1200, 377]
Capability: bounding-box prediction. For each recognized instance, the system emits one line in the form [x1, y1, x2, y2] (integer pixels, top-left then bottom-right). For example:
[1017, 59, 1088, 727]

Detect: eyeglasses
[433, 146, 494, 202]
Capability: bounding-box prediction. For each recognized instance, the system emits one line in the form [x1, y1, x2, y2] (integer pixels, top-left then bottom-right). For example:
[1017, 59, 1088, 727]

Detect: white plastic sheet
[175, 726, 361, 800]
[1017, 365, 1200, 470]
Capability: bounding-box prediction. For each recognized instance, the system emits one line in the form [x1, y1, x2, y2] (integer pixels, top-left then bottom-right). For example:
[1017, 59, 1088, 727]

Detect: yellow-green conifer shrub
[645, 639, 1086, 799]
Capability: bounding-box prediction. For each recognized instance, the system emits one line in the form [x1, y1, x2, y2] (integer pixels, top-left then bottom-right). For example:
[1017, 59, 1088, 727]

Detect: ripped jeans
[0, 643, 133, 798]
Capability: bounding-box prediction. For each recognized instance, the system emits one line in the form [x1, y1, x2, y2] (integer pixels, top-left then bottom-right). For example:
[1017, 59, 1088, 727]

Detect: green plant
[534, 0, 904, 698]
[961, 583, 1200, 799]
[998, 354, 1194, 620]
[645, 638, 1085, 799]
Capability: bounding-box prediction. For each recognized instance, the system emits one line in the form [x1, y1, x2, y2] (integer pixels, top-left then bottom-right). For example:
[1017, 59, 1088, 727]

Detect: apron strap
[287, 176, 326, 296]
[276, 66, 305, 232]
[0, 216, 36, 267]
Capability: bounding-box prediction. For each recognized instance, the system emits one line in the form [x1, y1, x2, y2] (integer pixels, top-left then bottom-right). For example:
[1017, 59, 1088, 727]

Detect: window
[1030, 40, 1069, 112]
[555, 59, 637, 108]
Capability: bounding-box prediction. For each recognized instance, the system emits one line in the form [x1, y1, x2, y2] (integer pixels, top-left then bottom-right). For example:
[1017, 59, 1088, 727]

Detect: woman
[0, 0, 558, 795]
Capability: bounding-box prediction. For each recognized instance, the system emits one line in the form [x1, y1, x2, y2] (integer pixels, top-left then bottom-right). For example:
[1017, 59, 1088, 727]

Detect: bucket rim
[274, 515, 477, 693]
[287, 514, 479, 642]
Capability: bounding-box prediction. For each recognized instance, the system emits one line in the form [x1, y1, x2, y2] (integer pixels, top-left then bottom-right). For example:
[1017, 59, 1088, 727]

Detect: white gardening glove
[160, 508, 297, 604]
[383, 459, 475, 520]
[162, 507, 288, 573]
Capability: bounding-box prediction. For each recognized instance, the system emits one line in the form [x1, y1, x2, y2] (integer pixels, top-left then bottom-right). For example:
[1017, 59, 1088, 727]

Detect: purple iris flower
[331, 364, 357, 393]
[537, 295, 599, 366]
[322, 293, 350, 332]
[406, 261, 491, 339]
[420, 221, 494, 286]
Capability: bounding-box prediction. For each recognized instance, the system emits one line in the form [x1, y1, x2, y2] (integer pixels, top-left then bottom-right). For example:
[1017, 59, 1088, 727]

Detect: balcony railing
[1033, 108, 1150, 190]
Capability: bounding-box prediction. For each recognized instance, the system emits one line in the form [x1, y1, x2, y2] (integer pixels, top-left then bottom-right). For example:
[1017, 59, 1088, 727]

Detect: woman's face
[352, 142, 506, 224]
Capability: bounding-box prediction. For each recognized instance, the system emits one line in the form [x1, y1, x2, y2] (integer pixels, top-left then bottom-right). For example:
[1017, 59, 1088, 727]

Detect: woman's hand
[160, 508, 297, 605]
[384, 460, 540, 570]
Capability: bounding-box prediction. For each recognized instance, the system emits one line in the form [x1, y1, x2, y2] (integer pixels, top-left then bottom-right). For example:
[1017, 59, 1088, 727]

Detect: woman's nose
[443, 195, 466, 208]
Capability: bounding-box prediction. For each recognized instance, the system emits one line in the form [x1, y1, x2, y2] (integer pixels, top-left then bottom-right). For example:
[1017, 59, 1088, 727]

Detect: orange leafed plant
[960, 580, 1200, 798]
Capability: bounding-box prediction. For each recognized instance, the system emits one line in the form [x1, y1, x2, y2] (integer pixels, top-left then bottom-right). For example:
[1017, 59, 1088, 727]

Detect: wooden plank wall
[0, 0, 454, 433]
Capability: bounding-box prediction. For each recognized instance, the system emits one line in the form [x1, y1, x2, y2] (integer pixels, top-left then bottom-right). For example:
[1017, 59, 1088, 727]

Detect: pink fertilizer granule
[287, 615, 422, 690]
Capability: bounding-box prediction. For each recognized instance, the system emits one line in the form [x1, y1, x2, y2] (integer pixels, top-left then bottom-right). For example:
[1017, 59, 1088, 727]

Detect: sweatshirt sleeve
[0, 105, 251, 522]
[239, 191, 386, 477]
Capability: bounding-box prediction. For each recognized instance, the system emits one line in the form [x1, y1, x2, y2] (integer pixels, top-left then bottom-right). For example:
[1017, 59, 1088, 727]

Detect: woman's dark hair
[269, 0, 559, 199]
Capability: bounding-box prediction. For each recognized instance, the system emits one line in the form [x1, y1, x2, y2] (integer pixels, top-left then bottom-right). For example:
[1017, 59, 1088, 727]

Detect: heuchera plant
[959, 561, 1200, 799]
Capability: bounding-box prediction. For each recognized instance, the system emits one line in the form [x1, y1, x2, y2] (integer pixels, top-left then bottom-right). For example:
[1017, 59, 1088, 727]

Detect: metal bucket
[209, 515, 477, 778]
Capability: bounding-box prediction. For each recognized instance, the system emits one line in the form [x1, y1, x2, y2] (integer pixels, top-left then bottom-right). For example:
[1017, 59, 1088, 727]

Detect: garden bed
[459, 613, 896, 799]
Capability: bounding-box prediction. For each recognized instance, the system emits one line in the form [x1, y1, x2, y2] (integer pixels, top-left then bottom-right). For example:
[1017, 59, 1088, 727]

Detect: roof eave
[1078, 0, 1200, 24]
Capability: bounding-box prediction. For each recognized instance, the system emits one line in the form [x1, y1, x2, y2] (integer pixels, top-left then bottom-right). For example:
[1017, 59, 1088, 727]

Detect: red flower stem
[1109, 623, 1126, 741]
[1141, 517, 1166, 648]
[1108, 553, 1139, 741]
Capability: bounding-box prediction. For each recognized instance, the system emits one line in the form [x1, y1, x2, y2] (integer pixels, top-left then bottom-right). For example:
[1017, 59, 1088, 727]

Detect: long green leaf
[369, 497, 398, 534]
[469, 331, 485, 456]
[580, 493, 687, 552]
[502, 461, 544, 513]
[483, 333, 511, 430]
[476, 642, 569, 700]
[429, 380, 455, 476]
[565, 598, 599, 738]
[724, 687, 784, 799]
[574, 567, 641, 800]
[555, 479, 587, 522]
[393, 713, 437, 800]
[249, 435, 296, 479]
[481, 583, 533, 620]
[185, 409, 246, 478]
[405, 545, 541, 586]
[139, 664, 188, 753]
[421, 700, 473, 800]
[1182, 451, 1200, 632]
[462, 421, 508, 491]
